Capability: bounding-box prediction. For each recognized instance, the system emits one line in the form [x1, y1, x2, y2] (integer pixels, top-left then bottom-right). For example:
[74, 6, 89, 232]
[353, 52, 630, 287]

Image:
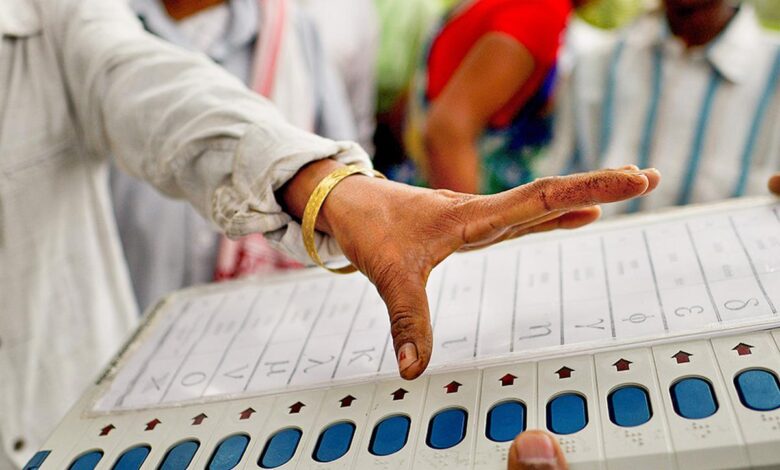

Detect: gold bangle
[302, 164, 386, 274]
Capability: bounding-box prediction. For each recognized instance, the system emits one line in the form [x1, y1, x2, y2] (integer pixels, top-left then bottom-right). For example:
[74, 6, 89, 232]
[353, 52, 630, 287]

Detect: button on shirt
[0, 0, 369, 466]
[546, 6, 780, 215]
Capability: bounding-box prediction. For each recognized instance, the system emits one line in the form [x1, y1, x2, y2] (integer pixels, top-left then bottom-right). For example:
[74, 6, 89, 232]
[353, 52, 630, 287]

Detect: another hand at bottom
[507, 431, 568, 470]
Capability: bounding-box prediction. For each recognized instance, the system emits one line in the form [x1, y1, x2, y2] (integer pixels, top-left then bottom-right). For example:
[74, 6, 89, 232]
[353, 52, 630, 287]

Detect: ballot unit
[27, 198, 780, 469]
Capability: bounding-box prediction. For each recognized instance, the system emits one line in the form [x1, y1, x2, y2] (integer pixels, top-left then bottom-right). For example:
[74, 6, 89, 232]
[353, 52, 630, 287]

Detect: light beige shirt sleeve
[47, 0, 371, 260]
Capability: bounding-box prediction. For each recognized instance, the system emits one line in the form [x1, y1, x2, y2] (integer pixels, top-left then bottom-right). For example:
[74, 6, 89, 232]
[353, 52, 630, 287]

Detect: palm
[330, 168, 660, 379]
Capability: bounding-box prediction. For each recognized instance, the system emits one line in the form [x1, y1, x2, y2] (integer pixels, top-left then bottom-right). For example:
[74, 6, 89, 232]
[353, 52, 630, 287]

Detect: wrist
[279, 158, 346, 234]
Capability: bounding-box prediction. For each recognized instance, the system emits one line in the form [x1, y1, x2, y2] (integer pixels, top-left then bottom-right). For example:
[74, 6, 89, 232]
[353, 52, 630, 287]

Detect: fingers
[460, 207, 601, 251]
[507, 431, 568, 470]
[769, 173, 780, 196]
[510, 207, 602, 238]
[466, 168, 659, 239]
[372, 269, 433, 380]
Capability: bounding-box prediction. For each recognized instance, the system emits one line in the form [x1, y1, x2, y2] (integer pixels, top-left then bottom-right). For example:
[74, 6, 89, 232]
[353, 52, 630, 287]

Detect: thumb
[508, 431, 567, 470]
[373, 269, 433, 380]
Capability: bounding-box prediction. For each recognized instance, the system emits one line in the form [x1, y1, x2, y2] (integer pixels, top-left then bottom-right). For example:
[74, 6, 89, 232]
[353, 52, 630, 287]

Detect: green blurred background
[577, 0, 780, 31]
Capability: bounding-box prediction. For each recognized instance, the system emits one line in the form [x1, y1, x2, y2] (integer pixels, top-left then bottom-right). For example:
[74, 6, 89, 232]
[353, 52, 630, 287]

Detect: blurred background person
[297, 0, 379, 154]
[112, 0, 358, 310]
[545, 0, 780, 214]
[372, 0, 444, 178]
[402, 0, 591, 194]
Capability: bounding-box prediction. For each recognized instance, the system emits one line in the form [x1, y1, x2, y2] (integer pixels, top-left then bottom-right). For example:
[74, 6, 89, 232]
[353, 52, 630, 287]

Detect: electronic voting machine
[25, 198, 780, 469]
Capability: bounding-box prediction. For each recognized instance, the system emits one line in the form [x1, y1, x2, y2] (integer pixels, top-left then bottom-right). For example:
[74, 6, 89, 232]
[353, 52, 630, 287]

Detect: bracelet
[302, 164, 386, 274]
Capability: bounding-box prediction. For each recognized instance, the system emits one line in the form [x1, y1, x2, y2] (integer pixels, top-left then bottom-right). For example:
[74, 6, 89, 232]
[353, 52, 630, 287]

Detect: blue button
[486, 401, 526, 442]
[159, 440, 200, 470]
[546, 394, 588, 435]
[735, 369, 780, 411]
[68, 450, 103, 470]
[111, 445, 150, 470]
[369, 415, 411, 456]
[23, 450, 50, 470]
[208, 434, 250, 470]
[670, 377, 718, 419]
[426, 408, 468, 450]
[259, 428, 303, 468]
[312, 422, 355, 463]
[608, 386, 652, 427]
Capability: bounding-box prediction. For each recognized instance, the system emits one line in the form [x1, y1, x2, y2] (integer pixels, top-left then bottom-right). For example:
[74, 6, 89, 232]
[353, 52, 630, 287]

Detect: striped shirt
[547, 6, 780, 215]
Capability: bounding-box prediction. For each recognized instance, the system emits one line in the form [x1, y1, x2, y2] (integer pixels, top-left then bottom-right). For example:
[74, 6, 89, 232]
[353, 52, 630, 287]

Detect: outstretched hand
[282, 161, 660, 379]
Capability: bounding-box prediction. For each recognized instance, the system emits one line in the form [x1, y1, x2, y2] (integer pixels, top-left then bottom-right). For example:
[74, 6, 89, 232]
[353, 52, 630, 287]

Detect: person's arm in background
[425, 32, 536, 193]
[50, 0, 660, 381]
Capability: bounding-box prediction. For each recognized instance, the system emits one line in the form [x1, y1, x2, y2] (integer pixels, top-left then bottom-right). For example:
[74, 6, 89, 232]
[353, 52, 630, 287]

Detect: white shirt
[546, 6, 780, 215]
[112, 0, 359, 311]
[297, 0, 379, 154]
[0, 0, 368, 466]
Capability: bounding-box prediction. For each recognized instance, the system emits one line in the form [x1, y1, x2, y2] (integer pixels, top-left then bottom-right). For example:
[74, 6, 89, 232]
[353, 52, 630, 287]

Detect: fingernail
[397, 343, 418, 372]
[512, 433, 558, 467]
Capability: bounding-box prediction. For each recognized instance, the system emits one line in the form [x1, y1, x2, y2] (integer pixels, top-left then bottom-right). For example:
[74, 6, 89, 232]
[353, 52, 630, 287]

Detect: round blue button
[735, 369, 780, 412]
[608, 386, 652, 427]
[670, 377, 718, 419]
[486, 401, 526, 442]
[260, 428, 303, 468]
[68, 450, 103, 470]
[546, 393, 588, 435]
[426, 408, 468, 450]
[369, 415, 411, 456]
[111, 445, 150, 470]
[159, 440, 200, 470]
[313, 422, 355, 463]
[208, 434, 250, 470]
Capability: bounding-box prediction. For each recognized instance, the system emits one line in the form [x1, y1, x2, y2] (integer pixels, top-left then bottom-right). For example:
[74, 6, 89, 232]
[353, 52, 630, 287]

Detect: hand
[282, 161, 660, 379]
[769, 173, 780, 196]
[507, 431, 568, 470]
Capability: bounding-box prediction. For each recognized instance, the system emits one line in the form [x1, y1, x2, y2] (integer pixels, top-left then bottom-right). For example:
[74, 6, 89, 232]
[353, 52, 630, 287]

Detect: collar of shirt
[0, 0, 41, 37]
[630, 5, 764, 85]
[130, 0, 258, 62]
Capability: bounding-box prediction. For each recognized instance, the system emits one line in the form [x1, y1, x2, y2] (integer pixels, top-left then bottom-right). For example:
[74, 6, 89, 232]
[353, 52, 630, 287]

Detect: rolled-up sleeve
[46, 0, 370, 261]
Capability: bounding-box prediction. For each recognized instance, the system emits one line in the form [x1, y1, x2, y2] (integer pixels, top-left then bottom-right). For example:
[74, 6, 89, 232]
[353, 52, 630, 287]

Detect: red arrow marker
[555, 367, 574, 379]
[239, 407, 256, 420]
[499, 374, 517, 386]
[391, 388, 408, 401]
[613, 359, 632, 372]
[339, 395, 356, 408]
[444, 381, 462, 394]
[732, 343, 754, 356]
[192, 413, 208, 426]
[672, 351, 692, 364]
[145, 419, 161, 431]
[289, 401, 306, 414]
[99, 424, 115, 436]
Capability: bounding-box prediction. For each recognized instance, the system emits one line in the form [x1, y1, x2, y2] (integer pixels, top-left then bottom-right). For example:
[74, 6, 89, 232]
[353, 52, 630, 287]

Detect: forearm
[54, 0, 373, 255]
[424, 118, 481, 194]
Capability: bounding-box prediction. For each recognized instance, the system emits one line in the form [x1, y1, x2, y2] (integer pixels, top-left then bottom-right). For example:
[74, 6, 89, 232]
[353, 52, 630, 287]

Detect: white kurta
[0, 0, 369, 466]
[297, 0, 379, 154]
[545, 7, 780, 215]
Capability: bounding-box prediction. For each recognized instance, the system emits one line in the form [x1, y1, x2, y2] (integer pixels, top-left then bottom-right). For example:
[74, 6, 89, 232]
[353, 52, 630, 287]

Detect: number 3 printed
[674, 305, 704, 317]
